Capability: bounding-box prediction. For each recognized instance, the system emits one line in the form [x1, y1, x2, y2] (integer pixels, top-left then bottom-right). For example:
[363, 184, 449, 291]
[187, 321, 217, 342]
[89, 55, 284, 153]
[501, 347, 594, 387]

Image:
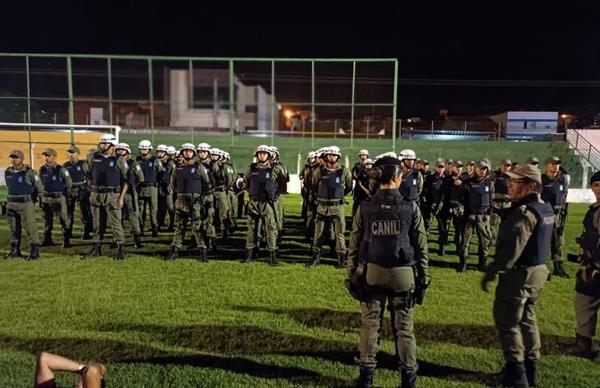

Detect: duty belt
[43, 192, 63, 198]
[92, 186, 121, 193]
[213, 186, 226, 192]
[317, 199, 344, 205]
[139, 182, 158, 187]
[7, 195, 32, 203]
[72, 181, 87, 187]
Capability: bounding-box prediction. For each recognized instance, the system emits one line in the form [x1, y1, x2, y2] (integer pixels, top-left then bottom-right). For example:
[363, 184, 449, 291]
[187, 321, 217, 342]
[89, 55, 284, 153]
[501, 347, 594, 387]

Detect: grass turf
[0, 193, 598, 387]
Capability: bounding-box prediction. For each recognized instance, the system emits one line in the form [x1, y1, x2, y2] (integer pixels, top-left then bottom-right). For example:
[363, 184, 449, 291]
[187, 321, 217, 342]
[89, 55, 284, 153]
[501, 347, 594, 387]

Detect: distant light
[561, 114, 569, 119]
[283, 109, 293, 119]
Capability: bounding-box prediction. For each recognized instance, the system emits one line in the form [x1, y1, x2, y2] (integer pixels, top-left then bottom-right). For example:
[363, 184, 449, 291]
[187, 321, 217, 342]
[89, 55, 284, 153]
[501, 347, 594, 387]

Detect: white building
[168, 69, 278, 132]
[490, 111, 558, 139]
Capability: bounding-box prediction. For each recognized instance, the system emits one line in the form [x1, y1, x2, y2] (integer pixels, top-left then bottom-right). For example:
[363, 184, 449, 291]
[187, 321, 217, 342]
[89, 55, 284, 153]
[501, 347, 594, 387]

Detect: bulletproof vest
[399, 170, 419, 201]
[428, 174, 445, 203]
[92, 153, 120, 187]
[580, 205, 600, 257]
[157, 159, 171, 185]
[446, 175, 464, 203]
[137, 155, 157, 184]
[248, 164, 277, 201]
[5, 168, 34, 196]
[214, 165, 227, 187]
[175, 162, 203, 194]
[64, 161, 87, 184]
[541, 175, 567, 208]
[317, 168, 345, 200]
[515, 199, 555, 267]
[40, 164, 65, 194]
[466, 178, 491, 213]
[361, 192, 416, 267]
[495, 171, 509, 195]
[125, 159, 138, 188]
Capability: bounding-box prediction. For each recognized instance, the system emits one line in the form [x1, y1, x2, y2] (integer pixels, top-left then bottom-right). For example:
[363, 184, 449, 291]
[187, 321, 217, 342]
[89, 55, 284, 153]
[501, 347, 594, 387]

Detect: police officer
[422, 159, 446, 251]
[210, 148, 233, 237]
[564, 171, 600, 360]
[418, 159, 430, 179]
[223, 151, 239, 229]
[398, 149, 423, 203]
[242, 145, 280, 265]
[87, 134, 129, 260]
[481, 163, 553, 388]
[300, 151, 317, 222]
[39, 148, 73, 248]
[459, 160, 493, 272]
[308, 146, 352, 268]
[4, 150, 45, 260]
[353, 158, 373, 216]
[165, 143, 212, 262]
[271, 146, 289, 242]
[526, 156, 539, 167]
[352, 149, 369, 178]
[136, 140, 162, 237]
[541, 156, 569, 278]
[489, 159, 512, 247]
[116, 143, 144, 249]
[440, 160, 466, 257]
[466, 161, 476, 178]
[346, 156, 429, 388]
[197, 142, 217, 248]
[301, 151, 320, 239]
[63, 145, 93, 240]
[156, 144, 175, 232]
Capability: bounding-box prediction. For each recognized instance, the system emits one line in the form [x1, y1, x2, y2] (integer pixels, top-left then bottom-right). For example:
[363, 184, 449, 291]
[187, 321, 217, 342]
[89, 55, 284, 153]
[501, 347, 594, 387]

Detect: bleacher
[566, 129, 600, 170]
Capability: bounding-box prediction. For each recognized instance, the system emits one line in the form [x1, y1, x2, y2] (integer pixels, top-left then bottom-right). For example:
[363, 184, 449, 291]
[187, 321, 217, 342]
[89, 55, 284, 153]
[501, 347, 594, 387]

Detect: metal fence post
[350, 61, 356, 150]
[67, 56, 75, 143]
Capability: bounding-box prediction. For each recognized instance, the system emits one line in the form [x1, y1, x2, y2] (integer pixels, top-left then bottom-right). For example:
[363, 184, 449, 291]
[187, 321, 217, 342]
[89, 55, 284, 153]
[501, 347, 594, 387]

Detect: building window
[245, 105, 258, 113]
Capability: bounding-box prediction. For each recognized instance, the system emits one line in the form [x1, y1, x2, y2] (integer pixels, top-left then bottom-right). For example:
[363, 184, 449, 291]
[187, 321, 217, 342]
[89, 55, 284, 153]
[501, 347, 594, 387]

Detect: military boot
[114, 244, 125, 260]
[336, 251, 347, 268]
[40, 233, 54, 247]
[564, 334, 599, 360]
[355, 366, 375, 388]
[4, 242, 22, 259]
[198, 248, 208, 263]
[26, 244, 40, 261]
[456, 256, 467, 273]
[493, 362, 528, 388]
[268, 250, 279, 266]
[306, 248, 321, 268]
[438, 244, 445, 257]
[477, 256, 487, 272]
[241, 249, 253, 264]
[165, 246, 178, 262]
[133, 234, 143, 249]
[524, 358, 538, 387]
[81, 227, 92, 240]
[62, 230, 72, 248]
[552, 261, 570, 278]
[400, 367, 417, 388]
[151, 225, 158, 238]
[88, 242, 102, 257]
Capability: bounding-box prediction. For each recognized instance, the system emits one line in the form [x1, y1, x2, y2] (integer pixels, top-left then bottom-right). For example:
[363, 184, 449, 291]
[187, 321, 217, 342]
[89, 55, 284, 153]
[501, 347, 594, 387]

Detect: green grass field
[0, 194, 597, 387]
[118, 133, 583, 187]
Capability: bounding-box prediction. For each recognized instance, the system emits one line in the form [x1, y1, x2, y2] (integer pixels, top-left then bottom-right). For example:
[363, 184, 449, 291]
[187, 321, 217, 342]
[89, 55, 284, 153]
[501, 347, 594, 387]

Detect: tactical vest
[92, 153, 120, 188]
[40, 164, 65, 194]
[5, 168, 34, 196]
[495, 171, 509, 195]
[157, 159, 171, 186]
[137, 155, 157, 184]
[214, 165, 227, 187]
[399, 170, 419, 201]
[514, 199, 554, 267]
[248, 164, 277, 201]
[541, 175, 566, 209]
[428, 175, 445, 203]
[466, 178, 491, 213]
[580, 205, 600, 257]
[317, 168, 345, 200]
[64, 161, 87, 185]
[125, 159, 138, 188]
[361, 191, 415, 267]
[175, 162, 203, 194]
[446, 175, 464, 203]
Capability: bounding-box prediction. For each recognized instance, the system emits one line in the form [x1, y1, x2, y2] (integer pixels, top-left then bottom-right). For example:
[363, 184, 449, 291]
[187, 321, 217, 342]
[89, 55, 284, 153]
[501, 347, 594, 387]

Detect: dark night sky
[2, 1, 600, 117]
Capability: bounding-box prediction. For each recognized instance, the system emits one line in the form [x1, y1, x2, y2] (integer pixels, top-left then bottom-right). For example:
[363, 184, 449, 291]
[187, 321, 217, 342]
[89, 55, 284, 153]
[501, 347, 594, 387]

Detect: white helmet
[223, 151, 230, 160]
[307, 151, 317, 159]
[364, 158, 373, 165]
[116, 143, 131, 154]
[270, 146, 279, 156]
[167, 146, 177, 155]
[210, 148, 222, 156]
[374, 151, 397, 161]
[358, 149, 369, 156]
[139, 140, 152, 150]
[156, 144, 168, 152]
[99, 134, 117, 145]
[255, 144, 272, 157]
[399, 149, 417, 161]
[180, 143, 196, 154]
[324, 145, 341, 157]
[197, 142, 211, 152]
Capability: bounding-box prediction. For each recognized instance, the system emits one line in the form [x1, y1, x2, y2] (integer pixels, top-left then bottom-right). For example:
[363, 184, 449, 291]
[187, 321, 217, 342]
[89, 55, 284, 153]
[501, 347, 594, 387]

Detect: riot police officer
[481, 164, 553, 388]
[398, 149, 423, 203]
[116, 143, 144, 249]
[301, 151, 320, 239]
[242, 145, 281, 265]
[460, 160, 493, 272]
[156, 144, 175, 232]
[4, 150, 45, 260]
[564, 171, 600, 360]
[489, 159, 512, 246]
[87, 134, 129, 260]
[270, 146, 289, 242]
[136, 140, 163, 237]
[541, 156, 569, 278]
[165, 143, 212, 262]
[346, 156, 429, 388]
[422, 159, 446, 251]
[308, 146, 352, 268]
[211, 148, 233, 237]
[63, 145, 93, 240]
[197, 142, 217, 248]
[440, 160, 466, 257]
[39, 148, 73, 248]
[352, 158, 373, 216]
